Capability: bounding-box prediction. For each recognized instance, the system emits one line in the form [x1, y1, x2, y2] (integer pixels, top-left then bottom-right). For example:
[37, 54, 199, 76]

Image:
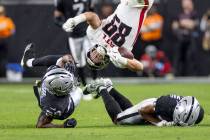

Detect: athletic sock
[100, 89, 122, 123]
[109, 88, 133, 111]
[26, 58, 35, 67]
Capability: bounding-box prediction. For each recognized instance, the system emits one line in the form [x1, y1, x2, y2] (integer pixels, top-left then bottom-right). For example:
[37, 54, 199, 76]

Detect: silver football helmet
[86, 44, 110, 70]
[42, 68, 74, 96]
[173, 96, 203, 126]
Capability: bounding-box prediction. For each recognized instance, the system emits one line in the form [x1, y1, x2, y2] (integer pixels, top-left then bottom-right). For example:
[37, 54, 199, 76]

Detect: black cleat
[21, 43, 35, 68]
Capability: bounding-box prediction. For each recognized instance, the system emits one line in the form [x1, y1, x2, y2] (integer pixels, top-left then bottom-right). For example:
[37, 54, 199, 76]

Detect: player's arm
[62, 12, 101, 32]
[36, 112, 76, 128]
[139, 105, 161, 125]
[139, 105, 175, 127]
[126, 58, 144, 72]
[108, 47, 144, 72]
[36, 112, 63, 128]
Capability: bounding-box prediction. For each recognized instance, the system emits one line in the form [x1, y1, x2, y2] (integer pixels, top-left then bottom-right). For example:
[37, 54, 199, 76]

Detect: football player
[62, 0, 155, 71]
[84, 78, 204, 126]
[21, 43, 89, 128]
[54, 0, 96, 85]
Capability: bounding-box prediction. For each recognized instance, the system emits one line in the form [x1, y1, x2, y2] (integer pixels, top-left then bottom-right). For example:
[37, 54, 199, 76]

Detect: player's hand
[156, 120, 175, 127]
[64, 118, 77, 128]
[156, 120, 168, 127]
[62, 18, 76, 32]
[62, 54, 75, 64]
[107, 47, 127, 68]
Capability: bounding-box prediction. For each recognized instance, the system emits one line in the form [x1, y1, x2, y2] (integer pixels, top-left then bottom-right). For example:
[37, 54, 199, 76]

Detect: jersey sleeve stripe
[132, 0, 149, 47]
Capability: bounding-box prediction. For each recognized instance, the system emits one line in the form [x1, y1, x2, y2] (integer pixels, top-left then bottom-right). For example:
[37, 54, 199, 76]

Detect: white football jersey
[87, 0, 154, 51]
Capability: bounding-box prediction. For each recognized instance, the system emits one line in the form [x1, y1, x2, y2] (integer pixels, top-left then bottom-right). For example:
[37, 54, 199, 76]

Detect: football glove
[62, 18, 76, 32]
[107, 47, 128, 68]
[63, 14, 86, 32]
[156, 120, 175, 127]
[64, 118, 77, 128]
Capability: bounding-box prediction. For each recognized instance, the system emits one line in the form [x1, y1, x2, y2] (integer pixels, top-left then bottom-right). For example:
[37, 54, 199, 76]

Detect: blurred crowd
[0, 5, 15, 77]
[0, 0, 210, 78]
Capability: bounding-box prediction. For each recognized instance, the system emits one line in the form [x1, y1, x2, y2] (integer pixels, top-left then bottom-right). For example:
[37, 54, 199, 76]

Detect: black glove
[64, 118, 77, 128]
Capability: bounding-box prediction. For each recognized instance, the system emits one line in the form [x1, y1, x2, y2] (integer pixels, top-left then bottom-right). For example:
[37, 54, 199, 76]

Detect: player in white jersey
[84, 78, 204, 127]
[62, 0, 154, 71]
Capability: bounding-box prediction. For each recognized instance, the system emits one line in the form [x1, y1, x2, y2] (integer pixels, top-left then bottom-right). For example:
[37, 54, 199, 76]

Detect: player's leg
[107, 87, 133, 111]
[21, 43, 62, 68]
[116, 98, 157, 125]
[84, 78, 128, 123]
[68, 37, 87, 86]
[99, 87, 122, 123]
[85, 78, 133, 110]
[31, 55, 62, 67]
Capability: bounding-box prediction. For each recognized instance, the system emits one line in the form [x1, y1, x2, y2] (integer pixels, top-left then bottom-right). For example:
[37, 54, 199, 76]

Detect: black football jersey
[155, 95, 183, 122]
[40, 83, 75, 120]
[55, 0, 92, 37]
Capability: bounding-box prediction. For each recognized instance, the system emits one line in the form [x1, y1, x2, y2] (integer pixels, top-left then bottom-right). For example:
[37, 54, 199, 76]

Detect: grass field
[0, 83, 209, 140]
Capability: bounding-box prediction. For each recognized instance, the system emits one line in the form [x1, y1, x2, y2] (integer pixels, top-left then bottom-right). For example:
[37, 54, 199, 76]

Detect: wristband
[74, 14, 87, 26]
[118, 56, 128, 66]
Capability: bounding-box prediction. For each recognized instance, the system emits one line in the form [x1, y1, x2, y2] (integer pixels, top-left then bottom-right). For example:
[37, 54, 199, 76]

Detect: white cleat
[21, 43, 35, 68]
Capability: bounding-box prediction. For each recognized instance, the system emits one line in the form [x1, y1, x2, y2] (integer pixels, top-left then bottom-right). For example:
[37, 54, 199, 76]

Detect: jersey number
[73, 3, 85, 15]
[102, 15, 132, 47]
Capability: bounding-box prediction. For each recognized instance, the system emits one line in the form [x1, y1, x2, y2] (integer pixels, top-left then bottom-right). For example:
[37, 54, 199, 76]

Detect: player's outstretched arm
[36, 112, 64, 128]
[139, 105, 161, 126]
[36, 112, 77, 128]
[126, 58, 144, 72]
[108, 48, 144, 72]
[139, 105, 175, 127]
[63, 12, 101, 32]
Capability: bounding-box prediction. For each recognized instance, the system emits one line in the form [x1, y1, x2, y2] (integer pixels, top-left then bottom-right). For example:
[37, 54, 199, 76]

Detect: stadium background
[1, 0, 210, 78]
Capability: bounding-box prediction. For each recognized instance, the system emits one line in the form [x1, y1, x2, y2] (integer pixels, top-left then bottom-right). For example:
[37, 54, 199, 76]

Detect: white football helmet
[173, 96, 204, 126]
[86, 44, 110, 70]
[42, 68, 74, 96]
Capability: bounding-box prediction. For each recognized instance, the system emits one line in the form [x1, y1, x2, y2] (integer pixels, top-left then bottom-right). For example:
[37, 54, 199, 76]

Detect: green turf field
[0, 83, 209, 140]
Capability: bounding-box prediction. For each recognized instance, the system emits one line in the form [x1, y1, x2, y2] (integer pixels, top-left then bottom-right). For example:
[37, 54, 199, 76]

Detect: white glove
[62, 14, 87, 32]
[62, 18, 76, 32]
[156, 120, 175, 127]
[107, 47, 128, 68]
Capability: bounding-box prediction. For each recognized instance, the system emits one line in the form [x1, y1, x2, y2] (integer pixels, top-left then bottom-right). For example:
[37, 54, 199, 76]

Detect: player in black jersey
[54, 0, 97, 86]
[21, 43, 88, 128]
[84, 78, 204, 127]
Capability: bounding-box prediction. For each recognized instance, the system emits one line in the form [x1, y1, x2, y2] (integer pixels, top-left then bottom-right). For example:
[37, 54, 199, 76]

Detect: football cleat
[85, 78, 113, 94]
[21, 43, 35, 68]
